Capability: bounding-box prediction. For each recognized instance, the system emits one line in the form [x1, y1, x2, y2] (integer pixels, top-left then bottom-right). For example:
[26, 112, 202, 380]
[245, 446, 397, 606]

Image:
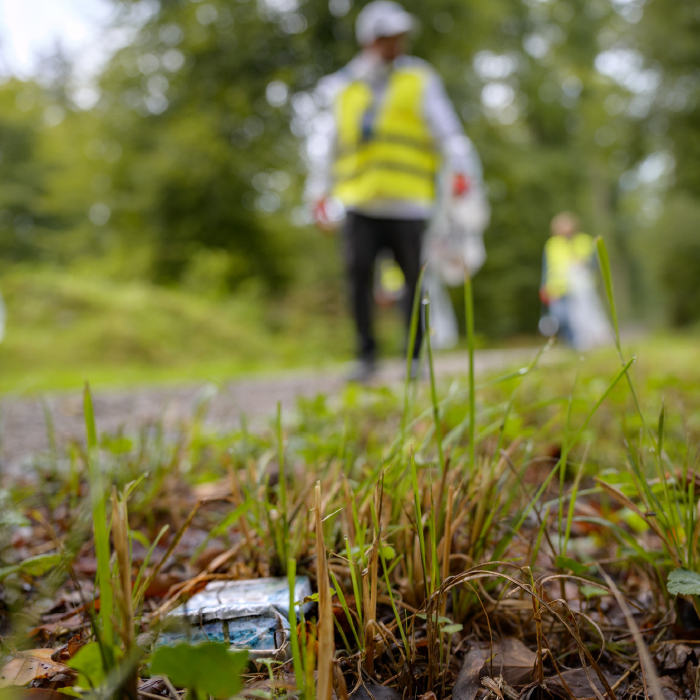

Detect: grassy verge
[1, 326, 699, 697]
[0, 267, 494, 394]
[0, 267, 355, 393]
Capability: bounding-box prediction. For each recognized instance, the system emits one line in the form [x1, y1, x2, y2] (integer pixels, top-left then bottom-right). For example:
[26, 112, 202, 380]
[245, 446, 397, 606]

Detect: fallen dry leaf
[543, 667, 622, 699]
[0, 650, 73, 689]
[453, 647, 490, 700]
[50, 635, 87, 663]
[489, 638, 538, 686]
[656, 675, 685, 700]
[138, 676, 169, 697]
[350, 684, 401, 700]
[654, 642, 693, 671]
[31, 615, 85, 639]
[454, 638, 538, 700]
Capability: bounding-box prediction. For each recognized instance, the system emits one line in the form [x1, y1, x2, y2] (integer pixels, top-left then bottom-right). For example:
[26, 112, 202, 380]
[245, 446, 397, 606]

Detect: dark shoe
[347, 357, 377, 384]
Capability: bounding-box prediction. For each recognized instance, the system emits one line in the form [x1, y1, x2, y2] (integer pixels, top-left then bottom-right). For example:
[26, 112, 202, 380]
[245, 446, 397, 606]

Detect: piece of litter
[159, 607, 289, 661]
[170, 576, 312, 620]
[159, 576, 313, 661]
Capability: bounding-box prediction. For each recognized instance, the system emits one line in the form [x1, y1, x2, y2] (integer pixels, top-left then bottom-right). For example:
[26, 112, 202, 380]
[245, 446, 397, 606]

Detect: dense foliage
[0, 0, 698, 335]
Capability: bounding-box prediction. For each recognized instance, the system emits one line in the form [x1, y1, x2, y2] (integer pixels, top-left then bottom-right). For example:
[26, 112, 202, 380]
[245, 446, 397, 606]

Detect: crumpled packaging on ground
[159, 576, 312, 661]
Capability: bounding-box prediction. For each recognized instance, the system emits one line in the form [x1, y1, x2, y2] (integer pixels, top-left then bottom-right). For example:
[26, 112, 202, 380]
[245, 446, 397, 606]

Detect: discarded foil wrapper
[172, 576, 312, 619]
[159, 576, 312, 661]
[160, 606, 290, 661]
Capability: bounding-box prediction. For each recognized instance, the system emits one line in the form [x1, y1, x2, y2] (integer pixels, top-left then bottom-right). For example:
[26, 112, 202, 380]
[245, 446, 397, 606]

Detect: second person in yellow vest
[306, 1, 483, 382]
[539, 212, 611, 350]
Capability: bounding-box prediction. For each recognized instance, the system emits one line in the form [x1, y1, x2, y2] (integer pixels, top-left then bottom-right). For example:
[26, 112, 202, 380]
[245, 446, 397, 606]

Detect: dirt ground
[0, 349, 537, 478]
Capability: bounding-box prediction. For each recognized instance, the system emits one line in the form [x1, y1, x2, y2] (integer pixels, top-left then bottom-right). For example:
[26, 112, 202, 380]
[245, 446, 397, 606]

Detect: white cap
[355, 1, 416, 46]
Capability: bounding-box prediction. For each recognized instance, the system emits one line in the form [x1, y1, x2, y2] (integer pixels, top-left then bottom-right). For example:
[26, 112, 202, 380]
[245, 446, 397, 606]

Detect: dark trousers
[342, 211, 425, 361]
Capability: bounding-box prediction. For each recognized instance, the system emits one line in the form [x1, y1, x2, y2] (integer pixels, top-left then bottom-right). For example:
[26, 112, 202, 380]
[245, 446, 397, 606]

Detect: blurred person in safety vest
[539, 212, 611, 351]
[305, 0, 483, 382]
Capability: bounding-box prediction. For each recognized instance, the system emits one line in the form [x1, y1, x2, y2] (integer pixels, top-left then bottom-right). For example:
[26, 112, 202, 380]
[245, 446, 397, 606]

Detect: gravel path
[0, 348, 539, 476]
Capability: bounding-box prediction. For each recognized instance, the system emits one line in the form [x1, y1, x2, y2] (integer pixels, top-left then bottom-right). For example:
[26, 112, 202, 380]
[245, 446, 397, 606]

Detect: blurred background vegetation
[0, 0, 698, 391]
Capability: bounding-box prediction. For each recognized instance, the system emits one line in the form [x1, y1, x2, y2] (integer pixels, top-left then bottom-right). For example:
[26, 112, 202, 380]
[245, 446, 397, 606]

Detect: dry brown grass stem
[315, 481, 335, 700]
[333, 664, 349, 700]
[111, 488, 137, 700]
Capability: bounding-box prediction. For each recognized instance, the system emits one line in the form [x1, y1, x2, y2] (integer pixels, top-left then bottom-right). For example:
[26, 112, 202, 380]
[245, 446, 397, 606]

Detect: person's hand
[312, 198, 337, 233]
[452, 173, 472, 197]
[539, 288, 550, 305]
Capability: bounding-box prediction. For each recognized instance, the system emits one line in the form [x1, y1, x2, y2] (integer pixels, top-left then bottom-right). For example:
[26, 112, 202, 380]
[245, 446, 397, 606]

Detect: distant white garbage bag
[422, 174, 491, 350]
[568, 263, 612, 351]
[425, 179, 490, 286]
[424, 268, 459, 350]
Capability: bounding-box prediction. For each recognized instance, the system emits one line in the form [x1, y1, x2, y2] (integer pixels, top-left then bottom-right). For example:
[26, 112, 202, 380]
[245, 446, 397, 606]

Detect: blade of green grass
[84, 383, 114, 668]
[287, 558, 305, 698]
[464, 270, 476, 474]
[401, 266, 427, 438]
[423, 294, 446, 476]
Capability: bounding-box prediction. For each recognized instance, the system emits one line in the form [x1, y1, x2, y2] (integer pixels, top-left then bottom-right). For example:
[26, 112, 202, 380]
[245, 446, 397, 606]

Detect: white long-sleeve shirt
[304, 51, 483, 220]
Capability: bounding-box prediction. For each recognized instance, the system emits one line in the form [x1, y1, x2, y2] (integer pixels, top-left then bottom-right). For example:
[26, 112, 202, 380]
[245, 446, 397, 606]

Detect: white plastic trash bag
[568, 263, 612, 351]
[425, 176, 490, 286]
[424, 269, 459, 350]
[421, 171, 491, 350]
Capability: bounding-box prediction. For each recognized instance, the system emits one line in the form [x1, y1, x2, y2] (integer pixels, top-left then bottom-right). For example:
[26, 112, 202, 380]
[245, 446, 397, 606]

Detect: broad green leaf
[150, 642, 248, 697]
[299, 588, 335, 605]
[380, 544, 396, 560]
[617, 508, 649, 534]
[0, 553, 62, 581]
[415, 614, 452, 624]
[580, 585, 608, 599]
[555, 555, 589, 577]
[667, 569, 700, 596]
[20, 554, 62, 576]
[441, 624, 463, 634]
[68, 642, 107, 690]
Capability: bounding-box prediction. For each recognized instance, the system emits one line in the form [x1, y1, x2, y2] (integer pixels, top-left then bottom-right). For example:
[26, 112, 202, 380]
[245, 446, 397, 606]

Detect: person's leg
[384, 218, 426, 359]
[342, 212, 380, 363]
[550, 297, 573, 346]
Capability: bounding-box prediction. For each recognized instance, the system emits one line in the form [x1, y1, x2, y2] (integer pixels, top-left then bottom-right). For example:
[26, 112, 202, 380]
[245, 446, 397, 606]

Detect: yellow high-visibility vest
[332, 66, 439, 207]
[544, 233, 594, 299]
